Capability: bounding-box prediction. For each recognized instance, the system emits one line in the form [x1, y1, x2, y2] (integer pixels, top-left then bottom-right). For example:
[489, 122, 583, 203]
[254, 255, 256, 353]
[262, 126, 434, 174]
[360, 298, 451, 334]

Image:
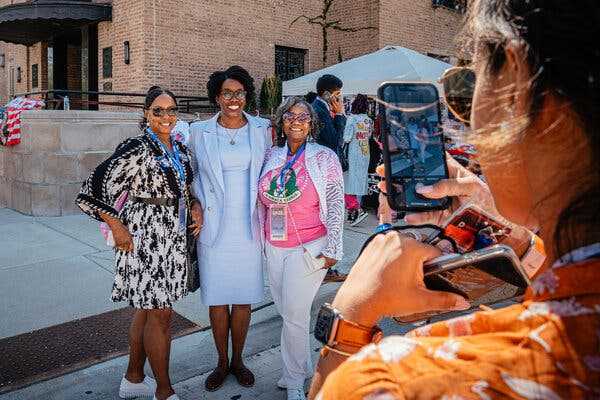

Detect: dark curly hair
[139, 86, 177, 131]
[206, 65, 256, 106]
[351, 94, 369, 114]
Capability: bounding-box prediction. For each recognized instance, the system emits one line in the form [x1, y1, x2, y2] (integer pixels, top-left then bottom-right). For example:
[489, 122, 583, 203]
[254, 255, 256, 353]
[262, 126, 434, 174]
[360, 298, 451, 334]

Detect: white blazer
[188, 112, 272, 246]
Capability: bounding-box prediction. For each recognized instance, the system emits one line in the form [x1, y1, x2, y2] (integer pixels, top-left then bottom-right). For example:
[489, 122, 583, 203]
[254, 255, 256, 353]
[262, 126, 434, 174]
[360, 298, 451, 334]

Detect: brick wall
[134, 0, 324, 98]
[327, 0, 379, 65]
[378, 0, 465, 60]
[0, 0, 464, 106]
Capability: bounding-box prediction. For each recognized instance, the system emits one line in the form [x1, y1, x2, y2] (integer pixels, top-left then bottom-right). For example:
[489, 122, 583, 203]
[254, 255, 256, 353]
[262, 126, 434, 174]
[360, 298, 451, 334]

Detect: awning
[0, 0, 111, 46]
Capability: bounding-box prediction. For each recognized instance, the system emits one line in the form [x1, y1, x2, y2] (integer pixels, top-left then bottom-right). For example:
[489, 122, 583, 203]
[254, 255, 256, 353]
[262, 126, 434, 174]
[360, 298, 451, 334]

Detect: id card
[178, 198, 187, 232]
[269, 204, 288, 241]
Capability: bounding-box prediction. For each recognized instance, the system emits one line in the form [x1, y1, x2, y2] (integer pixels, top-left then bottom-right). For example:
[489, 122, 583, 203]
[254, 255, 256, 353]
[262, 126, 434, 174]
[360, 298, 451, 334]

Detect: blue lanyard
[147, 128, 186, 187]
[277, 143, 305, 194]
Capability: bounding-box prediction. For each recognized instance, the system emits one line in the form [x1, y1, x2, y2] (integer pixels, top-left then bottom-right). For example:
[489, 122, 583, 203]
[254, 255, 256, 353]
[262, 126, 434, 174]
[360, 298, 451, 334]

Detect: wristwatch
[314, 303, 383, 351]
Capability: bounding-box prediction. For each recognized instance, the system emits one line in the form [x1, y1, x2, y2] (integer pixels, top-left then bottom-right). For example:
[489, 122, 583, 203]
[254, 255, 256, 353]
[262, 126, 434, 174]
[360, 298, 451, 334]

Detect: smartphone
[322, 91, 332, 103]
[394, 244, 529, 323]
[378, 82, 449, 212]
[442, 204, 512, 253]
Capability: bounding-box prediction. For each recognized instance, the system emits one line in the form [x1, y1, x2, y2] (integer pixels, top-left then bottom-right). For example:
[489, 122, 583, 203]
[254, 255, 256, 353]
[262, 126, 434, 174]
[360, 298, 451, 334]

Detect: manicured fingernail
[415, 183, 433, 194]
[454, 298, 470, 310]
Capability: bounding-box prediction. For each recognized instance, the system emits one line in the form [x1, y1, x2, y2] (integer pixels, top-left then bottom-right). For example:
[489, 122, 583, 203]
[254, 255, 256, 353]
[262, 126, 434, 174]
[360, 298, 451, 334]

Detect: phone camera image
[379, 83, 449, 211]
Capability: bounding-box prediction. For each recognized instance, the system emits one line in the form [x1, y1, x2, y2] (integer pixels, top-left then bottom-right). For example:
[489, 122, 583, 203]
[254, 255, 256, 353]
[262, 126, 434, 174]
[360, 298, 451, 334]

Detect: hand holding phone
[394, 244, 530, 323]
[378, 82, 449, 212]
[329, 93, 343, 115]
[331, 233, 470, 328]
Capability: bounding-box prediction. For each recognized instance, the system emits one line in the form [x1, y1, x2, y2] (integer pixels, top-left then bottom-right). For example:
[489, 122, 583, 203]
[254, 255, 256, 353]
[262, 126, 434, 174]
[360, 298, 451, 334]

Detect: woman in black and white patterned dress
[76, 87, 202, 400]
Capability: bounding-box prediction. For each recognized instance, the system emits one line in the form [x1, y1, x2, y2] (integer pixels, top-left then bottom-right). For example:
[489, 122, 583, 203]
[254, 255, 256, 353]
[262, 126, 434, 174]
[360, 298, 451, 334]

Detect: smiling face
[283, 103, 312, 145]
[145, 93, 177, 136]
[217, 78, 246, 119]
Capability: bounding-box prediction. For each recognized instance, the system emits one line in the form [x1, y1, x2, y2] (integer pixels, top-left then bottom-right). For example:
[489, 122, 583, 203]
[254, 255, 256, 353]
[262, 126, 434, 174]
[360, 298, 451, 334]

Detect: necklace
[218, 117, 246, 145]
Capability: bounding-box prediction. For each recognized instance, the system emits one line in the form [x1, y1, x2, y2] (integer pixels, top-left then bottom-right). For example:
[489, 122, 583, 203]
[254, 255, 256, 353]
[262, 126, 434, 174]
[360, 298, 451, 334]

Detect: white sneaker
[119, 375, 157, 398]
[287, 388, 307, 400]
[350, 209, 369, 226]
[277, 377, 287, 390]
[153, 395, 180, 400]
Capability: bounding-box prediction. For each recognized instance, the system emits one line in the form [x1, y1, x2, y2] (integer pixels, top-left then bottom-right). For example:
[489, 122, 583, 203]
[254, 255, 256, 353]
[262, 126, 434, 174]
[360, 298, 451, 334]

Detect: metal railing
[12, 89, 217, 114]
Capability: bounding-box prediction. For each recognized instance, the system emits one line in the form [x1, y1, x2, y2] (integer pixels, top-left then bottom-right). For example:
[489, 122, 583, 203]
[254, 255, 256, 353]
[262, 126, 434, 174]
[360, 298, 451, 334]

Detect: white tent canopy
[282, 45, 452, 97]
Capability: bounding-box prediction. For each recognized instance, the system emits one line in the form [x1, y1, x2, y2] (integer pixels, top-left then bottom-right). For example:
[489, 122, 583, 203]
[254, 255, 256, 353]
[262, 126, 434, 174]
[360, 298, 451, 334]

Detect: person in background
[343, 94, 373, 226]
[171, 119, 190, 144]
[310, 0, 600, 398]
[188, 66, 271, 392]
[305, 91, 318, 104]
[77, 87, 202, 400]
[311, 74, 347, 283]
[259, 96, 344, 400]
[311, 74, 346, 155]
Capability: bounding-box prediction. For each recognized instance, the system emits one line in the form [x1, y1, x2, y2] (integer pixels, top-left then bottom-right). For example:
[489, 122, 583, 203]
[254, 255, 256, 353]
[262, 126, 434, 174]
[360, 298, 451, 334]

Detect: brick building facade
[0, 0, 465, 107]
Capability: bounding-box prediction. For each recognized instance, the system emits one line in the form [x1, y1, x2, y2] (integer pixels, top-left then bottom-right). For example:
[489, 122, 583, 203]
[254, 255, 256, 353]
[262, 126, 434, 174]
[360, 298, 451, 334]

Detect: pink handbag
[99, 192, 129, 246]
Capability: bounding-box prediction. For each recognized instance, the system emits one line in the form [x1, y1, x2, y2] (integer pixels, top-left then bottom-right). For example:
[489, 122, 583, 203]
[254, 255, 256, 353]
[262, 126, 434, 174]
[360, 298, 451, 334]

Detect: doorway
[47, 24, 99, 110]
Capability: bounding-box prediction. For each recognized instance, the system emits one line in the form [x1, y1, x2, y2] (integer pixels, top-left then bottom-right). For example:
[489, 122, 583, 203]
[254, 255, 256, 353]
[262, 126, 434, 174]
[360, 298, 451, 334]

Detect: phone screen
[379, 83, 449, 211]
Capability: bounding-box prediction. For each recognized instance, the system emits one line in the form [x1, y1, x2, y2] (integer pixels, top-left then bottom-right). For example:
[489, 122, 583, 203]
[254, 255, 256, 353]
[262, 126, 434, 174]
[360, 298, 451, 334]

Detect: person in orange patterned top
[308, 0, 600, 398]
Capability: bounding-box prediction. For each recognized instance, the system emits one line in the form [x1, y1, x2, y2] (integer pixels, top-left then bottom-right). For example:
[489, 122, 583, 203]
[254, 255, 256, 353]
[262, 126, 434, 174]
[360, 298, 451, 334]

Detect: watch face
[314, 305, 336, 344]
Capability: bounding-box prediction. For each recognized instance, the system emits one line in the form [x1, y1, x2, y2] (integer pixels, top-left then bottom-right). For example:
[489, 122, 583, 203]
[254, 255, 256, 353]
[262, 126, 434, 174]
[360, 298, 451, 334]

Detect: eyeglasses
[221, 90, 247, 100]
[283, 112, 311, 124]
[439, 66, 476, 124]
[150, 107, 178, 117]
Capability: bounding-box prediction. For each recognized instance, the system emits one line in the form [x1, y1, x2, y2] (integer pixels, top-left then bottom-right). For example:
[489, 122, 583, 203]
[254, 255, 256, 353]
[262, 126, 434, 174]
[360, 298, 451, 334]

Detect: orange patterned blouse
[317, 259, 600, 399]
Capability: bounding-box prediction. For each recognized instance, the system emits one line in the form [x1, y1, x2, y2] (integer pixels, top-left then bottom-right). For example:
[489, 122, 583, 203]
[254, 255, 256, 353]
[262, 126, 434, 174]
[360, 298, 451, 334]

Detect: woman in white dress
[343, 94, 373, 225]
[188, 66, 271, 391]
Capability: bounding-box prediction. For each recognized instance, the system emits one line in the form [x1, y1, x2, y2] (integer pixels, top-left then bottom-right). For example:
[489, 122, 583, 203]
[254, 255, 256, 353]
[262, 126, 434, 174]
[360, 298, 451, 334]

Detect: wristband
[374, 223, 392, 234]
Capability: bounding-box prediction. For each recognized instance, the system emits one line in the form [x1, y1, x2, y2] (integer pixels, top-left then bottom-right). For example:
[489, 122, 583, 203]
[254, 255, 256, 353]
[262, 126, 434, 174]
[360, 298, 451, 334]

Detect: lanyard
[147, 128, 186, 187]
[277, 143, 305, 195]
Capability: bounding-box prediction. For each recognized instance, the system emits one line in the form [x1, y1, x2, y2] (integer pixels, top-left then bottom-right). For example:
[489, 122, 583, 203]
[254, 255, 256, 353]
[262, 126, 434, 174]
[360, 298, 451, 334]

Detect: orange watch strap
[334, 319, 383, 349]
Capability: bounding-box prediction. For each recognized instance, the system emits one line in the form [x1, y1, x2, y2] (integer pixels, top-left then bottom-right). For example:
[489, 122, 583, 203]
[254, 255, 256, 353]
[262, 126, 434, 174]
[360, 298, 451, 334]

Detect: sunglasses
[221, 90, 247, 101]
[283, 112, 311, 123]
[439, 66, 476, 124]
[150, 107, 178, 117]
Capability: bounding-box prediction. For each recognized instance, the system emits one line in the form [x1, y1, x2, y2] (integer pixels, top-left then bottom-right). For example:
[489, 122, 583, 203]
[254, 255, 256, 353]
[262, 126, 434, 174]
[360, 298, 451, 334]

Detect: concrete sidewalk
[0, 207, 385, 399]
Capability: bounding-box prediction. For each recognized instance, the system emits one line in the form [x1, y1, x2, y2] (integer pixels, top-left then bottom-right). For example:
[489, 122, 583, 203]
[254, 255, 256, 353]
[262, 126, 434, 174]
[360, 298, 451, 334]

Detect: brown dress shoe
[205, 367, 228, 392]
[322, 268, 348, 283]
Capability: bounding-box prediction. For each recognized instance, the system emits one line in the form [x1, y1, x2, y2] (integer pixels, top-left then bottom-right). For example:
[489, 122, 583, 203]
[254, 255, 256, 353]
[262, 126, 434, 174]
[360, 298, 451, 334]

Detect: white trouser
[265, 236, 328, 389]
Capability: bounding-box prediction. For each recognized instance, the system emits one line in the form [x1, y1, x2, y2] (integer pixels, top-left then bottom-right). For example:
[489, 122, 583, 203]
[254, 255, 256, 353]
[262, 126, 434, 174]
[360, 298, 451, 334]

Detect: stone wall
[0, 110, 140, 216]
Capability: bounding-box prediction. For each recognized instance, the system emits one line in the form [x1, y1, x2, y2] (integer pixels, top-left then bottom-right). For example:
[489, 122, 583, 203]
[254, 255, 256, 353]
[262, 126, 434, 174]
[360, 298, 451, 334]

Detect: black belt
[131, 196, 179, 206]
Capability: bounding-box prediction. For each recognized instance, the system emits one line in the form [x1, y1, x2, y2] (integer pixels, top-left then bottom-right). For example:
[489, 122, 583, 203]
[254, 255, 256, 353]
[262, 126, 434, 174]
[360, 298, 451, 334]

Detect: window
[102, 47, 112, 78]
[432, 0, 466, 13]
[32, 64, 39, 88]
[275, 46, 306, 81]
[16, 66, 21, 83]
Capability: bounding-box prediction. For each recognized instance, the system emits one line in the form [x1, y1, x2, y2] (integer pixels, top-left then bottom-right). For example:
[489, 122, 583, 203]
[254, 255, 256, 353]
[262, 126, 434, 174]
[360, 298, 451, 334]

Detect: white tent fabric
[282, 45, 452, 96]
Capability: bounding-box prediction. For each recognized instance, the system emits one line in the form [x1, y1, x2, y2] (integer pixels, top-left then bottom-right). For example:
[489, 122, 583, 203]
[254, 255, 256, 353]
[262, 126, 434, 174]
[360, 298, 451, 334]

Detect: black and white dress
[76, 132, 194, 309]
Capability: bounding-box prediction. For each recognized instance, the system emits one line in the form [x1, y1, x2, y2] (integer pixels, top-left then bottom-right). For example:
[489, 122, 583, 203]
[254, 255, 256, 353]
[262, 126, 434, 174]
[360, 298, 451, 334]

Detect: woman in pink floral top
[309, 0, 600, 398]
